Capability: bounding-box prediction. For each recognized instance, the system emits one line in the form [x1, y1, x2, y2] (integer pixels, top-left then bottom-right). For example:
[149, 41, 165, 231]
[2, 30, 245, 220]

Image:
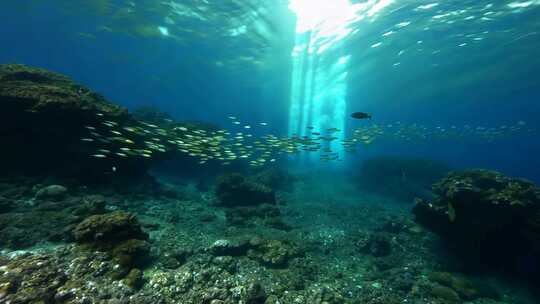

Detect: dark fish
[351, 112, 372, 119]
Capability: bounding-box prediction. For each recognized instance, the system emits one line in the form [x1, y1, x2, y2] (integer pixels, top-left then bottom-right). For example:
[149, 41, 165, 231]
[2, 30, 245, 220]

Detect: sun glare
[288, 0, 354, 34]
[287, 0, 394, 164]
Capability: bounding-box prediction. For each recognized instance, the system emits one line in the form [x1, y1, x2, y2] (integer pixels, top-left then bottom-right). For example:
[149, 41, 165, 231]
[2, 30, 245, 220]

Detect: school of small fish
[82, 112, 532, 167]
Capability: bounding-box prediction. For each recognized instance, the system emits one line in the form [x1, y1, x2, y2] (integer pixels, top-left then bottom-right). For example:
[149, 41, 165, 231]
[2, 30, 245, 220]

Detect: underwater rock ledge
[0, 64, 141, 181]
[413, 169, 540, 282]
[0, 64, 216, 185]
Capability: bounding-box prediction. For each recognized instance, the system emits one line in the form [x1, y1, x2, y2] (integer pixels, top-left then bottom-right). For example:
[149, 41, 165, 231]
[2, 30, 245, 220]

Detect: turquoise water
[1, 1, 540, 303]
[2, 0, 539, 178]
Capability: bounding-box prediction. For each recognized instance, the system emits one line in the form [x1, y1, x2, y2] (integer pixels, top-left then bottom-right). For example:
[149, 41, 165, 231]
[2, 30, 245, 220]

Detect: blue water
[2, 2, 540, 303]
[1, 0, 539, 181]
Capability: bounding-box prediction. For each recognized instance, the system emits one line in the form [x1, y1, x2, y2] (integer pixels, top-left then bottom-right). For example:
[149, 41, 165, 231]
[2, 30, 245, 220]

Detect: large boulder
[413, 169, 540, 279]
[215, 173, 287, 228]
[73, 211, 148, 243]
[215, 173, 276, 207]
[34, 185, 67, 200]
[73, 211, 151, 280]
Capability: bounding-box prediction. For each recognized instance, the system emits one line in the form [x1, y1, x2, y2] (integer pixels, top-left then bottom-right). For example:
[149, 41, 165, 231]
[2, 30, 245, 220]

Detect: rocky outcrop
[0, 64, 126, 117]
[216, 173, 276, 207]
[0, 64, 225, 186]
[73, 211, 151, 281]
[413, 169, 540, 280]
[215, 173, 292, 229]
[73, 211, 148, 243]
[0, 64, 133, 179]
[34, 184, 67, 200]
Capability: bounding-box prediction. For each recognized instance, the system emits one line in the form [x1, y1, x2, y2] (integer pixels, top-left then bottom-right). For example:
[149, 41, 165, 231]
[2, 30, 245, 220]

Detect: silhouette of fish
[351, 112, 372, 119]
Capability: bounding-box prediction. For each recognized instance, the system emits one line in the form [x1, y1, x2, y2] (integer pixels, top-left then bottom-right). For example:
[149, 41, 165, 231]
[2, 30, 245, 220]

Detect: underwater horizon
[1, 1, 540, 303]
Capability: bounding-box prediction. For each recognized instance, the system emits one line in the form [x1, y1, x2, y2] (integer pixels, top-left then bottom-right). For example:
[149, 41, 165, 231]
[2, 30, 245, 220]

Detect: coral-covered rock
[0, 64, 187, 185]
[0, 64, 241, 189]
[215, 173, 288, 228]
[413, 169, 540, 277]
[0, 64, 131, 178]
[216, 173, 276, 207]
[0, 64, 125, 117]
[0, 254, 67, 303]
[112, 239, 151, 268]
[73, 211, 148, 243]
[73, 211, 150, 283]
[247, 239, 300, 268]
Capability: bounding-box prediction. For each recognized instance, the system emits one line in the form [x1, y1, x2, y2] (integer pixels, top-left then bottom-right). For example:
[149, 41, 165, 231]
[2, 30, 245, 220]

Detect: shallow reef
[0, 66, 537, 304]
[0, 172, 534, 304]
